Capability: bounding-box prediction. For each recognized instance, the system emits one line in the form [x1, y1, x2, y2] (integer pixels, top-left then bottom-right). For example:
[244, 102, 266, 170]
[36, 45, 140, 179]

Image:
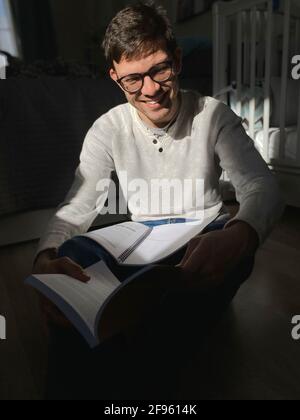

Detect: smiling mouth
[142, 92, 167, 106]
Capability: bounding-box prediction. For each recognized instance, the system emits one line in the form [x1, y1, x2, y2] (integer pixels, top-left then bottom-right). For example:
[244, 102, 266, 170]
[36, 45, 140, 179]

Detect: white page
[33, 261, 121, 336]
[85, 260, 121, 297]
[83, 222, 150, 261]
[124, 216, 217, 265]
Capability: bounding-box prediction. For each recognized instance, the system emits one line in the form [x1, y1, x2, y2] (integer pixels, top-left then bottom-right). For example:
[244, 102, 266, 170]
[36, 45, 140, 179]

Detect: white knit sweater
[36, 90, 284, 257]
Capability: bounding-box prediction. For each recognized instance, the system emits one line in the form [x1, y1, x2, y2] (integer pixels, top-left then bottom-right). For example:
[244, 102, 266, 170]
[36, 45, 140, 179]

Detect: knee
[225, 255, 256, 292]
[238, 255, 256, 281]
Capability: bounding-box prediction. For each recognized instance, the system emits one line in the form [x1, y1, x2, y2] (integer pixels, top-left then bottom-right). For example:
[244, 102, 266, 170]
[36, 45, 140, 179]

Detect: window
[0, 0, 19, 56]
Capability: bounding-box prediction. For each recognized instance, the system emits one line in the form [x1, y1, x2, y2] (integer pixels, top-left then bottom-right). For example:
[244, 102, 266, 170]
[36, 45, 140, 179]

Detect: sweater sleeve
[34, 116, 116, 259]
[214, 102, 286, 244]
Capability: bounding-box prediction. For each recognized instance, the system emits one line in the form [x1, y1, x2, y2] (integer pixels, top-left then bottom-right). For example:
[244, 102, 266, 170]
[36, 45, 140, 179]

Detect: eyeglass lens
[121, 62, 172, 93]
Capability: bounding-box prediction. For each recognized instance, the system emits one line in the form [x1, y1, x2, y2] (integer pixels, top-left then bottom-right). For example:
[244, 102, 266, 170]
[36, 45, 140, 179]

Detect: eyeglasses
[116, 61, 174, 94]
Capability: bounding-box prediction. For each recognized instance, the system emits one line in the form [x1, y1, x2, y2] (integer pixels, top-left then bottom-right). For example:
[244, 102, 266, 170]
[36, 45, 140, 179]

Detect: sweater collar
[130, 91, 183, 137]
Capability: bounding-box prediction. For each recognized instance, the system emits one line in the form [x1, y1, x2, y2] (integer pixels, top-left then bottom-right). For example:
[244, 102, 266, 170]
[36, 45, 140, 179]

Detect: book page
[28, 261, 121, 340]
[123, 216, 217, 265]
[83, 222, 150, 261]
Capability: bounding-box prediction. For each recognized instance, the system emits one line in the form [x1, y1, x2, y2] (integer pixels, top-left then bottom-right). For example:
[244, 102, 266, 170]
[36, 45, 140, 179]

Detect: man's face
[110, 49, 182, 128]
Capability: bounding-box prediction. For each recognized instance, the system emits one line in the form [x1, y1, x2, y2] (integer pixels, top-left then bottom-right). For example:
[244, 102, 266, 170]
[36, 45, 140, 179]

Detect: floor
[179, 205, 300, 400]
[0, 205, 300, 400]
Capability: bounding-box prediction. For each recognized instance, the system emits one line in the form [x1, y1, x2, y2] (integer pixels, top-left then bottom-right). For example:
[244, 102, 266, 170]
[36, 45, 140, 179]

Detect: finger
[176, 237, 202, 268]
[57, 258, 90, 282]
[180, 239, 201, 268]
[181, 239, 208, 273]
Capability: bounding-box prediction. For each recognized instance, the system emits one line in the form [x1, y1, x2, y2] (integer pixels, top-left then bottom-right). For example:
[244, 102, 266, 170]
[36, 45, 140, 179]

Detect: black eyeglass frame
[116, 60, 175, 93]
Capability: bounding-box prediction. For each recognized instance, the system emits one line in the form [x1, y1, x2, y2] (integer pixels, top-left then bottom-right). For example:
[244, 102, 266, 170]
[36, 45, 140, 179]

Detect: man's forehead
[113, 50, 169, 75]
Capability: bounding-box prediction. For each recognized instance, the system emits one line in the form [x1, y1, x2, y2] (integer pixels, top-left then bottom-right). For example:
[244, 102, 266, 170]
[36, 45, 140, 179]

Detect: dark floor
[179, 205, 300, 400]
[0, 205, 300, 400]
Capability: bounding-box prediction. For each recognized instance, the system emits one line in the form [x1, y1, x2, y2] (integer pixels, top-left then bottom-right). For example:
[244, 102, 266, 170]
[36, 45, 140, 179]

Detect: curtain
[10, 0, 57, 61]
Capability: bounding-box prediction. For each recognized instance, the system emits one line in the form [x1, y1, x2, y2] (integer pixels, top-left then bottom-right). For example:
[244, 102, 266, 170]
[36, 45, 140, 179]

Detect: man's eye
[124, 77, 140, 85]
[156, 68, 169, 76]
[156, 65, 169, 73]
[152, 65, 171, 77]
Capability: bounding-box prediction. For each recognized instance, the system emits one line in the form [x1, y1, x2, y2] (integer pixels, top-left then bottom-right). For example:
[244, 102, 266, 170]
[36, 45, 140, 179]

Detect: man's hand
[32, 249, 90, 328]
[177, 221, 259, 290]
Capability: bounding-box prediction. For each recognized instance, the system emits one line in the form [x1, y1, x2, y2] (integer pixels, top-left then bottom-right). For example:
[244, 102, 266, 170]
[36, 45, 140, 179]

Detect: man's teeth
[146, 94, 165, 104]
[148, 98, 162, 104]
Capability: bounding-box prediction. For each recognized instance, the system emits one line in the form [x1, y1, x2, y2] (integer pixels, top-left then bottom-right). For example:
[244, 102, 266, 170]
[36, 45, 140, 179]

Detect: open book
[26, 216, 217, 348]
[26, 263, 185, 348]
[81, 215, 217, 265]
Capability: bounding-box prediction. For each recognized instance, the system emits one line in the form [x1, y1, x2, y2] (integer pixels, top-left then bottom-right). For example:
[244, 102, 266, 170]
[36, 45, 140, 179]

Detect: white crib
[213, 0, 300, 207]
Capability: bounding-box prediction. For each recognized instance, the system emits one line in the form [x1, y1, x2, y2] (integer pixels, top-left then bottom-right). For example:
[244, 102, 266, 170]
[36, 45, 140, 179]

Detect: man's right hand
[32, 249, 90, 328]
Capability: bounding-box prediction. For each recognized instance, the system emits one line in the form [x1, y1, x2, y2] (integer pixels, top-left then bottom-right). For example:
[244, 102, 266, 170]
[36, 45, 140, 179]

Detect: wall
[49, 0, 137, 63]
[161, 0, 213, 39]
[175, 10, 213, 39]
[49, 0, 213, 64]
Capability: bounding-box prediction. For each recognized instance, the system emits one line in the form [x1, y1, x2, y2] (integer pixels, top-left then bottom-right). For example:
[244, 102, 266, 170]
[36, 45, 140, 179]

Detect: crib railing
[0, 53, 7, 79]
[213, 0, 300, 169]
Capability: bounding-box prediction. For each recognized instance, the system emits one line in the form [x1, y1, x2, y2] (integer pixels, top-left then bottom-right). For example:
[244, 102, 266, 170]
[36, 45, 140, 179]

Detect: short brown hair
[102, 1, 178, 67]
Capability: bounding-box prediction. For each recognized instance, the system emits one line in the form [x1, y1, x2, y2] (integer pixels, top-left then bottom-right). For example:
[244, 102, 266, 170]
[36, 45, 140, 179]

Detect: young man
[33, 2, 284, 399]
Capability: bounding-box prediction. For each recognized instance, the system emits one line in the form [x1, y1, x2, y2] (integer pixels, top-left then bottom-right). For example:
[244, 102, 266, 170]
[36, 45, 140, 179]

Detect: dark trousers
[46, 220, 255, 400]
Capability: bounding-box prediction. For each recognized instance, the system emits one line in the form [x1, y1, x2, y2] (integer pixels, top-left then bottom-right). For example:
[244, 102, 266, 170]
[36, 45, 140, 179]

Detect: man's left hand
[177, 221, 259, 290]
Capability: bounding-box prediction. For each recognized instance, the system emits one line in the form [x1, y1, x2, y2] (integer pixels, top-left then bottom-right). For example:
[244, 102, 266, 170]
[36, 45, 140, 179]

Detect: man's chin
[146, 107, 169, 117]
[140, 106, 172, 125]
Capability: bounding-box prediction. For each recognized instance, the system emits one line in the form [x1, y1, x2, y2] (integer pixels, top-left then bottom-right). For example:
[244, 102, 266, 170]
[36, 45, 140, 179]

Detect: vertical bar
[257, 11, 265, 80]
[263, 0, 273, 163]
[171, 0, 178, 24]
[279, 0, 291, 161]
[229, 15, 234, 93]
[236, 11, 243, 116]
[293, 19, 297, 55]
[296, 20, 300, 52]
[297, 18, 300, 165]
[0, 53, 7, 79]
[297, 89, 300, 163]
[213, 3, 227, 100]
[222, 15, 229, 103]
[243, 11, 250, 85]
[213, 2, 229, 103]
[249, 7, 257, 139]
[217, 15, 228, 103]
[213, 3, 220, 97]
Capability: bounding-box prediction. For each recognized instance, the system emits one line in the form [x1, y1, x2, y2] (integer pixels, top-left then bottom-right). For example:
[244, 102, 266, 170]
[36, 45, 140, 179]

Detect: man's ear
[109, 68, 118, 82]
[174, 47, 183, 75]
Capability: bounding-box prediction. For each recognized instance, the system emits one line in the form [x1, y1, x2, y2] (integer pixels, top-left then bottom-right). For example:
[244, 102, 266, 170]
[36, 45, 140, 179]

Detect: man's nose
[141, 75, 161, 96]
